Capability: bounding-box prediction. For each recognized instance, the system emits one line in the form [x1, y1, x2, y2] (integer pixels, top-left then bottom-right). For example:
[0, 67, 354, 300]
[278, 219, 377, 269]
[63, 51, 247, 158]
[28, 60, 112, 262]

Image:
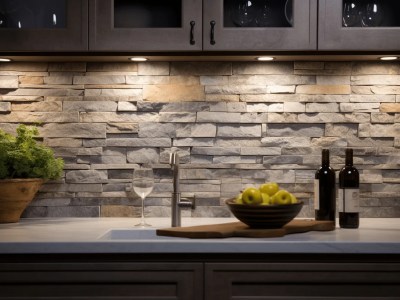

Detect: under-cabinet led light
[0, 58, 11, 62]
[256, 56, 275, 61]
[129, 57, 148, 62]
[379, 56, 398, 61]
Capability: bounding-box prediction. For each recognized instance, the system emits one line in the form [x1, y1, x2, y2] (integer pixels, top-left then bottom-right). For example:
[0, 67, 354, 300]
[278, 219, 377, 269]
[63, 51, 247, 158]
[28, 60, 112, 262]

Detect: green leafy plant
[0, 125, 64, 180]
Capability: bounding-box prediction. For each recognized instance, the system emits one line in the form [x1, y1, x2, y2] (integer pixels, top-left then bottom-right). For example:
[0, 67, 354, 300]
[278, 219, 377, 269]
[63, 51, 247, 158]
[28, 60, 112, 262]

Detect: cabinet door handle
[210, 20, 216, 45]
[190, 21, 195, 45]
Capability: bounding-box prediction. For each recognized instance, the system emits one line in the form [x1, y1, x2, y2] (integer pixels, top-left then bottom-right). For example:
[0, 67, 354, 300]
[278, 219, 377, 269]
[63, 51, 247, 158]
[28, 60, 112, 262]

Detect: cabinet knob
[190, 21, 195, 45]
[210, 20, 216, 45]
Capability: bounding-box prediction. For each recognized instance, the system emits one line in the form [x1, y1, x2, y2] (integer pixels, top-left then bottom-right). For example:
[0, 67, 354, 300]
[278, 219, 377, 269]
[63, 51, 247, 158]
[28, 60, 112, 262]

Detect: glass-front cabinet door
[0, 0, 88, 51]
[89, 0, 202, 51]
[202, 0, 317, 51]
[319, 0, 400, 50]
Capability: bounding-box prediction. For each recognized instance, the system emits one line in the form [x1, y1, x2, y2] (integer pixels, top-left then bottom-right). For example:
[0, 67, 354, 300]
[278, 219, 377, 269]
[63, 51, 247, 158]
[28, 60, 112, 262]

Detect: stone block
[311, 137, 348, 147]
[266, 124, 324, 137]
[263, 155, 303, 165]
[139, 122, 177, 138]
[240, 94, 298, 102]
[101, 205, 138, 217]
[300, 94, 350, 103]
[380, 103, 400, 113]
[200, 75, 229, 85]
[66, 170, 108, 183]
[240, 147, 281, 156]
[44, 75, 73, 85]
[359, 124, 400, 138]
[261, 137, 311, 147]
[207, 85, 268, 94]
[4, 87, 83, 97]
[350, 95, 395, 103]
[73, 75, 125, 85]
[233, 62, 293, 74]
[107, 138, 171, 147]
[229, 75, 315, 85]
[19, 76, 44, 85]
[316, 75, 350, 85]
[192, 147, 240, 155]
[0, 112, 79, 123]
[85, 88, 141, 99]
[197, 111, 240, 123]
[0, 62, 48, 72]
[49, 62, 87, 72]
[47, 206, 100, 218]
[267, 113, 298, 123]
[41, 123, 106, 138]
[176, 123, 217, 137]
[80, 112, 159, 123]
[284, 102, 305, 112]
[127, 148, 159, 164]
[205, 94, 240, 102]
[126, 75, 169, 85]
[117, 101, 137, 112]
[325, 123, 358, 137]
[267, 85, 296, 94]
[159, 112, 197, 123]
[296, 85, 350, 94]
[351, 75, 400, 85]
[294, 62, 324, 70]
[143, 85, 205, 102]
[0, 75, 18, 88]
[107, 123, 138, 134]
[297, 113, 370, 123]
[44, 138, 82, 147]
[240, 113, 268, 123]
[371, 113, 395, 123]
[173, 138, 214, 147]
[352, 62, 400, 75]
[340, 103, 380, 112]
[12, 101, 62, 112]
[87, 62, 137, 72]
[217, 125, 261, 137]
[171, 62, 231, 75]
[138, 62, 169, 75]
[0, 102, 11, 112]
[306, 103, 339, 113]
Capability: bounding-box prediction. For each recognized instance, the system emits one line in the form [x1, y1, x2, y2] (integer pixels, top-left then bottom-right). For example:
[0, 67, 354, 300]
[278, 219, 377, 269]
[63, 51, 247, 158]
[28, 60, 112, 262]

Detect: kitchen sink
[98, 228, 176, 241]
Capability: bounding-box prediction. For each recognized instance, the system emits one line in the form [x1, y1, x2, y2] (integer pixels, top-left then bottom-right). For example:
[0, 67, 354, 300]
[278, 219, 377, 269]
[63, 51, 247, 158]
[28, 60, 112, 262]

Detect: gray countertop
[0, 218, 399, 254]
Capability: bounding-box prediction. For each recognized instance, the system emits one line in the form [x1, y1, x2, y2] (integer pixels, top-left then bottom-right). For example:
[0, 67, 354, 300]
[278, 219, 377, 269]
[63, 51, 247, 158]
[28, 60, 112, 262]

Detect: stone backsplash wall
[0, 61, 399, 218]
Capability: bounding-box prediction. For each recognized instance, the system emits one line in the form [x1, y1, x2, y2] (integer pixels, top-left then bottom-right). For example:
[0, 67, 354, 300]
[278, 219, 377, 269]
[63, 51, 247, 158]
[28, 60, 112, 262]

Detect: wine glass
[132, 167, 154, 227]
[231, 0, 256, 27]
[361, 2, 383, 27]
[342, 1, 361, 27]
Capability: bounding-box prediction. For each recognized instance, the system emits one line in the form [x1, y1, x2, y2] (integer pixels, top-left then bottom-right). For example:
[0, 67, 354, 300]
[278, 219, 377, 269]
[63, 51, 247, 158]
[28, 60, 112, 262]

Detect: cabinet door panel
[319, 0, 400, 50]
[89, 0, 202, 51]
[203, 0, 317, 51]
[0, 0, 88, 51]
[205, 262, 400, 300]
[0, 262, 203, 300]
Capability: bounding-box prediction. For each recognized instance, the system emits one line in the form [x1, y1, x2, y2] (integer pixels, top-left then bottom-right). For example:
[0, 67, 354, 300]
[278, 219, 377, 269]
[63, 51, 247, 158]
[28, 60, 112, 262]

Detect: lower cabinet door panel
[205, 262, 400, 300]
[0, 262, 203, 300]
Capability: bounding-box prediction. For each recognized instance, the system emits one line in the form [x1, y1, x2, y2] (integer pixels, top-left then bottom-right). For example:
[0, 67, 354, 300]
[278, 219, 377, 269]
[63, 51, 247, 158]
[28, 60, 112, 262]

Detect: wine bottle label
[338, 188, 359, 213]
[314, 179, 320, 210]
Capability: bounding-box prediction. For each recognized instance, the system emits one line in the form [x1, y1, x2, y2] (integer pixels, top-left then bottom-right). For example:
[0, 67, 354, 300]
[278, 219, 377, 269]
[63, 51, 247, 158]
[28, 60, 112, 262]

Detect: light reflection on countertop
[0, 218, 399, 254]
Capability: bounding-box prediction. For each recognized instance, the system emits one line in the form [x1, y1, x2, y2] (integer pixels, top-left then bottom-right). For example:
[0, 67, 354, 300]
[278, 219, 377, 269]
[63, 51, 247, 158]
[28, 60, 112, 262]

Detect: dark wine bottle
[314, 149, 336, 223]
[339, 148, 360, 228]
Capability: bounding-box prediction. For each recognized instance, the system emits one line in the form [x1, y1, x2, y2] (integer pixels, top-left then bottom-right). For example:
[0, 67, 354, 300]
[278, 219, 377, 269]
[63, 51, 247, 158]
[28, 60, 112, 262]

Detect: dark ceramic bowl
[225, 198, 303, 229]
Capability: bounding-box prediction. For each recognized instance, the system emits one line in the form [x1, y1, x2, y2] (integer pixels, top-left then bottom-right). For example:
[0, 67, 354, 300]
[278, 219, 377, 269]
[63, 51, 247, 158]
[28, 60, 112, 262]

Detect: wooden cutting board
[156, 219, 335, 238]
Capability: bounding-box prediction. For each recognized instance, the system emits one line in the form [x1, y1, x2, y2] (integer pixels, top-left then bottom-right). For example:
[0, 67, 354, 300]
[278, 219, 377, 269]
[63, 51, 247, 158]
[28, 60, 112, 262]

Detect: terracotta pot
[0, 178, 44, 223]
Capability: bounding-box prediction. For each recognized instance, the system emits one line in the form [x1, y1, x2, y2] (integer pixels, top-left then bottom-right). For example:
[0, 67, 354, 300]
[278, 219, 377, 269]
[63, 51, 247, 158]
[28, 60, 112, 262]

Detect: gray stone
[159, 112, 197, 123]
[171, 62, 231, 75]
[80, 112, 159, 123]
[266, 124, 325, 137]
[192, 147, 240, 155]
[340, 103, 380, 113]
[41, 123, 106, 138]
[66, 170, 108, 183]
[138, 62, 169, 75]
[173, 138, 214, 147]
[306, 103, 339, 113]
[0, 112, 79, 123]
[126, 75, 169, 84]
[107, 123, 138, 133]
[107, 138, 171, 147]
[217, 125, 261, 137]
[73, 75, 125, 84]
[325, 123, 358, 137]
[0, 102, 11, 112]
[240, 147, 281, 156]
[12, 101, 62, 112]
[117, 101, 137, 112]
[176, 123, 217, 137]
[139, 122, 178, 138]
[127, 148, 159, 164]
[261, 137, 311, 147]
[197, 112, 241, 123]
[47, 206, 100, 218]
[64, 101, 117, 112]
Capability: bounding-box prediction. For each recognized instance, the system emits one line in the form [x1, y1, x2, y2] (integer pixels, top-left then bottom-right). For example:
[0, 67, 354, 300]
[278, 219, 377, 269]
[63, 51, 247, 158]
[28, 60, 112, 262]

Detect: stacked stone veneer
[0, 61, 399, 218]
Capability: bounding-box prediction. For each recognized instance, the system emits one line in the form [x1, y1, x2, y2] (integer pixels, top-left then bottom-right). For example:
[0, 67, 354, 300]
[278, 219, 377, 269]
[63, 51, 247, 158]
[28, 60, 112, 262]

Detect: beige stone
[106, 123, 139, 133]
[316, 75, 350, 85]
[340, 103, 380, 112]
[0, 75, 18, 89]
[351, 75, 400, 85]
[63, 101, 117, 112]
[0, 95, 43, 102]
[80, 112, 159, 123]
[171, 62, 232, 76]
[229, 75, 315, 85]
[73, 75, 125, 85]
[0, 112, 78, 123]
[0, 62, 48, 72]
[126, 75, 169, 85]
[207, 85, 268, 95]
[352, 62, 399, 75]
[371, 113, 395, 123]
[267, 85, 296, 94]
[49, 63, 86, 72]
[44, 138, 83, 147]
[284, 102, 305, 112]
[306, 103, 339, 113]
[205, 94, 239, 102]
[11, 101, 62, 112]
[350, 95, 395, 103]
[380, 103, 400, 113]
[294, 62, 324, 70]
[143, 85, 205, 102]
[138, 62, 169, 75]
[87, 62, 137, 72]
[0, 102, 11, 112]
[19, 76, 44, 85]
[101, 205, 138, 217]
[41, 123, 106, 138]
[233, 62, 293, 75]
[44, 75, 73, 85]
[240, 94, 298, 102]
[296, 85, 350, 95]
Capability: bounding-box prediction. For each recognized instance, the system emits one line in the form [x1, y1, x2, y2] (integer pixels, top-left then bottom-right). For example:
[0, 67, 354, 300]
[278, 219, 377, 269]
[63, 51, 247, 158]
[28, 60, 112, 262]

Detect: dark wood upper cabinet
[89, 0, 203, 51]
[319, 0, 400, 51]
[0, 0, 88, 51]
[203, 0, 318, 51]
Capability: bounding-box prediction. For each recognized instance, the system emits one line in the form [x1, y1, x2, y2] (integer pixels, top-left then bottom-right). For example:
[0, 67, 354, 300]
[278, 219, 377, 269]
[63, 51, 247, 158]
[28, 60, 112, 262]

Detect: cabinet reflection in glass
[342, 0, 384, 27]
[225, 0, 292, 28]
[0, 0, 66, 29]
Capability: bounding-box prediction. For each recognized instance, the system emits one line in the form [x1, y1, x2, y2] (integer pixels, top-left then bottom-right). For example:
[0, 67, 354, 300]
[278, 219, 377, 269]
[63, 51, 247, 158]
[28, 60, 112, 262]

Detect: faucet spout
[169, 151, 195, 227]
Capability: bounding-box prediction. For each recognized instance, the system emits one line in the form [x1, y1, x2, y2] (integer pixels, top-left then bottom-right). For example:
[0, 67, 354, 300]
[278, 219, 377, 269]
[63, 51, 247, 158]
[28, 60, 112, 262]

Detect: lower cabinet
[1, 256, 400, 300]
[0, 262, 203, 300]
[205, 262, 400, 300]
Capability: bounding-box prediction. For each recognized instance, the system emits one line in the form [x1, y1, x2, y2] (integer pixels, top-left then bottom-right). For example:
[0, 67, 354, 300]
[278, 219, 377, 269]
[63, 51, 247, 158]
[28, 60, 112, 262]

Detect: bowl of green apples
[225, 182, 303, 229]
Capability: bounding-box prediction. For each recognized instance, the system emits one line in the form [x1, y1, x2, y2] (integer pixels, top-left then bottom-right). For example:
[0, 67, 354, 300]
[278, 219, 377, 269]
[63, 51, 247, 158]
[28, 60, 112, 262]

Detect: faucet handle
[169, 151, 179, 165]
[179, 196, 196, 210]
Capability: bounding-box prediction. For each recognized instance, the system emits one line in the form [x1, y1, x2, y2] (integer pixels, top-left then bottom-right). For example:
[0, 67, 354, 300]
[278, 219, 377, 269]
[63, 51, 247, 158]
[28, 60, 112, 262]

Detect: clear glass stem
[135, 196, 151, 227]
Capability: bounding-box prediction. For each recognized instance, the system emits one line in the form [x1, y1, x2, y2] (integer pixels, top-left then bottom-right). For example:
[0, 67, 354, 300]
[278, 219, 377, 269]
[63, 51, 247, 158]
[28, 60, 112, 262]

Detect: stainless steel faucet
[169, 151, 195, 227]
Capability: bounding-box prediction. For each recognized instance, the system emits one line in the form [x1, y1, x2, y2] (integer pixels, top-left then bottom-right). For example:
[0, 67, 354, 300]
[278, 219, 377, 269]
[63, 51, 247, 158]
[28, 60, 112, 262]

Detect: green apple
[290, 193, 298, 204]
[273, 189, 292, 205]
[261, 193, 271, 205]
[235, 193, 243, 204]
[259, 182, 279, 196]
[242, 187, 263, 205]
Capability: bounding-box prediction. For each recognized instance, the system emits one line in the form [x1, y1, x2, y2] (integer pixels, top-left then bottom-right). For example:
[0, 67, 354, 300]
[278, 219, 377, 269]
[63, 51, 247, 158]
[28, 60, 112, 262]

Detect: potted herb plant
[0, 124, 64, 223]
